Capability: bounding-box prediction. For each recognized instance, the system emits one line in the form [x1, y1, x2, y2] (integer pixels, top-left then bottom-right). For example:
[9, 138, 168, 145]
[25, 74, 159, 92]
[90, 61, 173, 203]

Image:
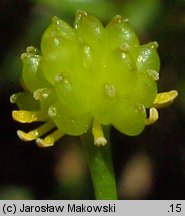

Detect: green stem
[80, 126, 117, 200]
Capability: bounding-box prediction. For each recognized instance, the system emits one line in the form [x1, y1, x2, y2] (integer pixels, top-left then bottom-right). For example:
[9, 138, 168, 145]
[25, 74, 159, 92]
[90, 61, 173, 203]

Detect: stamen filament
[12, 110, 46, 123]
[92, 119, 107, 146]
[146, 107, 159, 125]
[153, 90, 178, 109]
[17, 121, 56, 141]
[36, 129, 65, 147]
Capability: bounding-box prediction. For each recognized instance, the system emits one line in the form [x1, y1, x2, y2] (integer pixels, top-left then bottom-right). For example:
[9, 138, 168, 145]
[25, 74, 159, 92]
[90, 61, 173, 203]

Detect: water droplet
[48, 105, 57, 118]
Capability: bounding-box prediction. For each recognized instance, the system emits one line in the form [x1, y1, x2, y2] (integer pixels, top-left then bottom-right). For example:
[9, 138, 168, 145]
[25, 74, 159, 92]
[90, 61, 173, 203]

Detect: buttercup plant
[10, 10, 178, 199]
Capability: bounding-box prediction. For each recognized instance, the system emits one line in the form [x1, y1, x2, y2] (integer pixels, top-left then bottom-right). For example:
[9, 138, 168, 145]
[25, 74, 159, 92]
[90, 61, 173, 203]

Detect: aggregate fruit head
[10, 10, 178, 147]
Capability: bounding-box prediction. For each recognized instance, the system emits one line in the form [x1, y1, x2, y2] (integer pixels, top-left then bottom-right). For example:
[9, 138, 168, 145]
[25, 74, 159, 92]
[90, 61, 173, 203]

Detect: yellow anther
[36, 129, 64, 147]
[17, 121, 56, 141]
[17, 130, 38, 141]
[146, 107, 159, 125]
[153, 90, 178, 109]
[92, 119, 107, 146]
[12, 110, 46, 123]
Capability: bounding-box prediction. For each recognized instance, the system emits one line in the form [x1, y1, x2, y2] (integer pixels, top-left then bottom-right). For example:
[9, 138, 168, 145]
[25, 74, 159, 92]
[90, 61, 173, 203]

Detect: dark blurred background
[0, 0, 185, 199]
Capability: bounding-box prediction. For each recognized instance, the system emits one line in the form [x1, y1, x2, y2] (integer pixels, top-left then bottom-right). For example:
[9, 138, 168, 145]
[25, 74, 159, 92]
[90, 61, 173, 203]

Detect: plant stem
[80, 126, 117, 200]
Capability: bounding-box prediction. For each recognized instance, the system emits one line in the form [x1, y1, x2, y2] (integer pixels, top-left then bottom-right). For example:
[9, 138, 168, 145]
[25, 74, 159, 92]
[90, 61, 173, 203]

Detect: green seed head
[13, 10, 161, 138]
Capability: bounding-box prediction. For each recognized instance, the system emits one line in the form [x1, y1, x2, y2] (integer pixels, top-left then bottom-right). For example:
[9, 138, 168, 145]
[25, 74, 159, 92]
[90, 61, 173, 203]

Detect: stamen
[153, 90, 178, 109]
[12, 110, 46, 123]
[17, 121, 56, 141]
[92, 119, 107, 146]
[36, 129, 65, 147]
[145, 107, 159, 125]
